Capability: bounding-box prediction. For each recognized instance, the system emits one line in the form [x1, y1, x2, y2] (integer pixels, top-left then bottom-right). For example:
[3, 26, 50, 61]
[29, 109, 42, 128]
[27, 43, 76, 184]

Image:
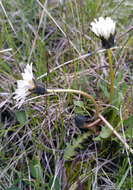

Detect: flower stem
[47, 88, 99, 118]
[107, 49, 114, 104]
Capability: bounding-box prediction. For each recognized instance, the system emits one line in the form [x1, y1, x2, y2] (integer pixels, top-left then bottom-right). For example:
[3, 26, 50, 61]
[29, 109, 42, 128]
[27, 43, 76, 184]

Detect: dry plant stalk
[99, 114, 133, 155]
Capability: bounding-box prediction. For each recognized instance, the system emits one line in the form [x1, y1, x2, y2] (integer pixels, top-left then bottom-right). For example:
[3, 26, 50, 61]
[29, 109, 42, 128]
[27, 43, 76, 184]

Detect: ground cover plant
[0, 0, 133, 189]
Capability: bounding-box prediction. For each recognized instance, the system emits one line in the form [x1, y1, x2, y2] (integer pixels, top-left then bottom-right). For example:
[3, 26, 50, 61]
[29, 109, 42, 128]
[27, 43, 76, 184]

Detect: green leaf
[74, 100, 84, 108]
[64, 143, 77, 161]
[30, 158, 43, 182]
[5, 186, 20, 190]
[1, 62, 11, 73]
[124, 115, 133, 138]
[15, 110, 26, 125]
[124, 115, 133, 127]
[99, 126, 112, 139]
[115, 70, 124, 84]
[64, 132, 91, 160]
[99, 82, 109, 99]
[29, 157, 44, 189]
[93, 136, 101, 141]
[49, 177, 60, 190]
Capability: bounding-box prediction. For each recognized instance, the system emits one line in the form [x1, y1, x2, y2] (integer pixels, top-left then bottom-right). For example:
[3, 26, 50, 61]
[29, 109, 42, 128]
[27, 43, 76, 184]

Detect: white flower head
[14, 63, 35, 108]
[91, 17, 116, 40]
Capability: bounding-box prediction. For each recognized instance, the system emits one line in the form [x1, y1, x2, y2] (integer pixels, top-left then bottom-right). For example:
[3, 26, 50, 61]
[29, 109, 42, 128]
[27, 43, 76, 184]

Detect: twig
[83, 119, 101, 129]
[99, 113, 133, 155]
[28, 1, 47, 64]
[0, 1, 16, 35]
[38, 46, 129, 80]
[115, 26, 133, 42]
[0, 48, 12, 53]
[37, 48, 101, 79]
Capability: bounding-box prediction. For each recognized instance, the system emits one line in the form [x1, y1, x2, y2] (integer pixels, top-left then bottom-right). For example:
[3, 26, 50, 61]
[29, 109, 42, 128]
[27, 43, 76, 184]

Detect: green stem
[47, 88, 99, 118]
[107, 49, 114, 104]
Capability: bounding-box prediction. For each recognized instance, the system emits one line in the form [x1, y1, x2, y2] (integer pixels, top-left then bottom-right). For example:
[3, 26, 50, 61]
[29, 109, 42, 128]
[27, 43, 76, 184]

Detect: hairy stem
[46, 88, 133, 155]
[107, 49, 114, 104]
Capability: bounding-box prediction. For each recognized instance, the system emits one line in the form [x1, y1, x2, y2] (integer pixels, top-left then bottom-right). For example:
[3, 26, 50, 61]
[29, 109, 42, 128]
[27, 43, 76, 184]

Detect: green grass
[0, 0, 133, 189]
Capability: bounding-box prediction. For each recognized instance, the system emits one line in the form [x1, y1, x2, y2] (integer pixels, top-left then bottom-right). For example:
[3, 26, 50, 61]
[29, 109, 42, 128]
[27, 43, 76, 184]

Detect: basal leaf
[15, 110, 26, 125]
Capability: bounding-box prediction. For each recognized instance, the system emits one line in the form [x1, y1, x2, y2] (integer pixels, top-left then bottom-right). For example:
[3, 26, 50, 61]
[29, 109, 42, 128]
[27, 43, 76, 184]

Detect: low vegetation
[0, 0, 133, 189]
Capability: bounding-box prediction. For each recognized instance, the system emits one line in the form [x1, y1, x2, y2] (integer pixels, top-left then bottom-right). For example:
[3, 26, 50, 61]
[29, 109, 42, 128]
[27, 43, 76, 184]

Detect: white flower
[14, 63, 35, 108]
[90, 17, 116, 40]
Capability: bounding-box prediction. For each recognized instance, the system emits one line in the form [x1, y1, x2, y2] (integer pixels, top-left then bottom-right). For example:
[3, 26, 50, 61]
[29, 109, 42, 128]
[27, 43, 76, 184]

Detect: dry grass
[0, 0, 133, 189]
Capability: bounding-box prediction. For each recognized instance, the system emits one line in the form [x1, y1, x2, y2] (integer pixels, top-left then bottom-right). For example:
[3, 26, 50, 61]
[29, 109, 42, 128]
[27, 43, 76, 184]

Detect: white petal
[14, 63, 35, 108]
[90, 17, 116, 40]
[22, 64, 33, 80]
